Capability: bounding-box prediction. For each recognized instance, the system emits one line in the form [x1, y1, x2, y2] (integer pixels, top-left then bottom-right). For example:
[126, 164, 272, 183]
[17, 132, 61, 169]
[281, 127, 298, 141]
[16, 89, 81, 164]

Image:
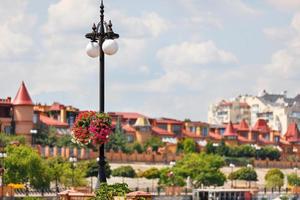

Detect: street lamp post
[0, 152, 7, 200]
[229, 163, 235, 188]
[85, 0, 119, 187]
[69, 157, 77, 187]
[247, 164, 253, 188]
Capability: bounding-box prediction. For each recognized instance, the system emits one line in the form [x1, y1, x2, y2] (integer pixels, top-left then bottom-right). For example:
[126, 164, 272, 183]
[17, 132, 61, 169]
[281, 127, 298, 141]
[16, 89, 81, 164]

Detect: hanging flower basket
[71, 111, 112, 146]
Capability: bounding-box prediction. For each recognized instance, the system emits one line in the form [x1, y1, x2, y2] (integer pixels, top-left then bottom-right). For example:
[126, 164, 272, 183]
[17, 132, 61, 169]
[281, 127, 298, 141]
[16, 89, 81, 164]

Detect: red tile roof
[13, 81, 33, 105]
[224, 121, 238, 137]
[285, 122, 300, 143]
[152, 127, 174, 137]
[252, 119, 270, 133]
[50, 102, 65, 111]
[237, 119, 249, 131]
[122, 124, 136, 133]
[109, 112, 147, 119]
[39, 115, 69, 128]
[208, 132, 222, 140]
[182, 130, 202, 139]
[156, 118, 183, 125]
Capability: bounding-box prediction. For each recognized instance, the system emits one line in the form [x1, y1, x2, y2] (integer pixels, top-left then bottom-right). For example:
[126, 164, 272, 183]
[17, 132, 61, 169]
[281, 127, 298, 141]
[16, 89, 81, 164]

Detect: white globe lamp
[86, 41, 100, 58]
[102, 39, 118, 55]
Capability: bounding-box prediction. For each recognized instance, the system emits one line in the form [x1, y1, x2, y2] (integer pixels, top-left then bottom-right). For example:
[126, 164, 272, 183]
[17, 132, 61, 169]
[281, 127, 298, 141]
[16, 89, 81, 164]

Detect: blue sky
[1, 0, 300, 121]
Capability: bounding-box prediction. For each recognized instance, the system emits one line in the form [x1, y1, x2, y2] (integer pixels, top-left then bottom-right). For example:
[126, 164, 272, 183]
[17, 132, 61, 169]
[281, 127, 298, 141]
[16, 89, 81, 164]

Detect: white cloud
[110, 11, 169, 38]
[224, 0, 261, 16]
[157, 41, 238, 68]
[266, 0, 300, 11]
[0, 1, 35, 59]
[43, 0, 96, 34]
[262, 12, 300, 93]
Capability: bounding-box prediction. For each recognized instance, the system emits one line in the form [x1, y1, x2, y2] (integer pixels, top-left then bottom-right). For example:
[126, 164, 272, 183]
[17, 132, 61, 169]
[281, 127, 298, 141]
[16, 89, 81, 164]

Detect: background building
[209, 90, 300, 135]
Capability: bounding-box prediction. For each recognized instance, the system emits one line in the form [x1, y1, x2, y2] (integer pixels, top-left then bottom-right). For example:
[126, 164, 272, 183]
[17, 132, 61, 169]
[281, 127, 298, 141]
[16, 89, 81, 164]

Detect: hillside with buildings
[2, 82, 300, 161]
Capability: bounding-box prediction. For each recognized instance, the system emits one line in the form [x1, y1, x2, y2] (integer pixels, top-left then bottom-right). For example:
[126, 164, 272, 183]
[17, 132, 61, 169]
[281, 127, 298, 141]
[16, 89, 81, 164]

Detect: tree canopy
[173, 153, 226, 187]
[228, 167, 257, 181]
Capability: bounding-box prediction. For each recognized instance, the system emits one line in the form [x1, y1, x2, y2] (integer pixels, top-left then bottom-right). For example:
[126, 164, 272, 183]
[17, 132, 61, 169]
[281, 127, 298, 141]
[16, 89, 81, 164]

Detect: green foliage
[35, 126, 57, 147]
[176, 140, 184, 154]
[224, 157, 254, 167]
[5, 145, 51, 190]
[173, 153, 226, 187]
[158, 168, 185, 187]
[105, 117, 128, 152]
[0, 134, 25, 146]
[84, 159, 111, 178]
[287, 173, 300, 186]
[228, 167, 257, 181]
[182, 138, 197, 153]
[92, 183, 131, 200]
[228, 145, 256, 157]
[256, 146, 281, 160]
[112, 166, 136, 178]
[47, 156, 66, 186]
[22, 197, 43, 200]
[56, 134, 74, 147]
[205, 142, 216, 154]
[140, 167, 160, 179]
[144, 136, 164, 152]
[130, 142, 144, 153]
[265, 169, 284, 190]
[205, 142, 280, 161]
[265, 168, 284, 180]
[59, 161, 87, 187]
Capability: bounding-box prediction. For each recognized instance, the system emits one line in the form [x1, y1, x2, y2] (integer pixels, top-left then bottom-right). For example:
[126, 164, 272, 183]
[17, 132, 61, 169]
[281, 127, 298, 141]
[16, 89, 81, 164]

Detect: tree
[256, 146, 280, 160]
[140, 168, 160, 192]
[216, 140, 229, 156]
[60, 161, 87, 187]
[4, 145, 51, 190]
[92, 183, 131, 200]
[47, 157, 66, 190]
[228, 167, 257, 188]
[158, 168, 185, 187]
[112, 166, 136, 181]
[287, 173, 300, 186]
[182, 138, 197, 153]
[205, 142, 216, 154]
[85, 159, 111, 178]
[105, 117, 127, 152]
[144, 137, 164, 152]
[265, 168, 284, 186]
[173, 153, 226, 187]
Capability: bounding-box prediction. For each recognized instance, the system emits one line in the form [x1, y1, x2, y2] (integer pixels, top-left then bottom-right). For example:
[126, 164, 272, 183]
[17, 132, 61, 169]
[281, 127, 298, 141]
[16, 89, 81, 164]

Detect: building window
[4, 126, 11, 134]
[202, 127, 208, 137]
[127, 135, 134, 143]
[158, 124, 167, 130]
[274, 136, 280, 143]
[189, 126, 196, 133]
[33, 113, 38, 124]
[172, 125, 182, 135]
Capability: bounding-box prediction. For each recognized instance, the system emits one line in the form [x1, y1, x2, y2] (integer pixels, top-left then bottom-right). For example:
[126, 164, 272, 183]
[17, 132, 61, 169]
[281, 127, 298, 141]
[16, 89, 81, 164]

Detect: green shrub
[93, 183, 131, 200]
[112, 166, 136, 178]
[224, 157, 254, 166]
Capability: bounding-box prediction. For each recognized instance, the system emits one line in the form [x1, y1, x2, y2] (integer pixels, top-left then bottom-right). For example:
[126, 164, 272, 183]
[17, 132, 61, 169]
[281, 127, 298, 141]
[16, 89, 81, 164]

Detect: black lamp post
[85, 0, 119, 187]
[69, 156, 77, 187]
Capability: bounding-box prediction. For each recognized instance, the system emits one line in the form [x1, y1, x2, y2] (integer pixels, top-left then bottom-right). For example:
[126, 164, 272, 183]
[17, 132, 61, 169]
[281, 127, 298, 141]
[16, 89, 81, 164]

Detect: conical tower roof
[224, 121, 238, 137]
[13, 81, 33, 105]
[134, 117, 151, 127]
[285, 122, 300, 142]
[238, 119, 249, 131]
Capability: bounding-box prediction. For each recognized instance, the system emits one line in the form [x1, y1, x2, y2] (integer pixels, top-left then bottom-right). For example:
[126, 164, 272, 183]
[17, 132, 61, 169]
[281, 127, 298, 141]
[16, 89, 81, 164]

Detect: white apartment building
[208, 100, 251, 125]
[208, 90, 300, 135]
